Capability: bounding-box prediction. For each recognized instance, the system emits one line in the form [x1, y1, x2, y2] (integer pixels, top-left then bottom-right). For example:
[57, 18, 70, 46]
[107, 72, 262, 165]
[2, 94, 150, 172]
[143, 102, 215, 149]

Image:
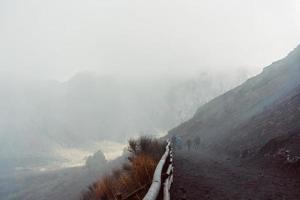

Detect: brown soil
[171, 150, 300, 200]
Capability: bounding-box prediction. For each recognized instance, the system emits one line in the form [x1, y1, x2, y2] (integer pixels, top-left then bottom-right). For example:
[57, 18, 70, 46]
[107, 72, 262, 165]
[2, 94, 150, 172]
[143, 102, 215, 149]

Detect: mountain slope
[169, 44, 300, 154]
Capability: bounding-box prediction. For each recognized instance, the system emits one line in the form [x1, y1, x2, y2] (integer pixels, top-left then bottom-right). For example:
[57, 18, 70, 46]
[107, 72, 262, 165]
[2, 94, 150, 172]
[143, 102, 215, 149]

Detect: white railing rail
[143, 141, 173, 200]
[163, 150, 173, 200]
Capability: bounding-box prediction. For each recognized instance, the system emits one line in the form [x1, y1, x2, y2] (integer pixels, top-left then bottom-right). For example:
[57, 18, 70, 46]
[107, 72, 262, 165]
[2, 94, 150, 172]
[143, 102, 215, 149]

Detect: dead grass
[81, 136, 165, 200]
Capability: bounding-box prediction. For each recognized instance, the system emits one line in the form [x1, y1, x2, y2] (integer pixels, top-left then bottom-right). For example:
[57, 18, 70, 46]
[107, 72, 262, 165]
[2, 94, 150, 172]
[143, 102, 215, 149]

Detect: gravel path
[171, 150, 300, 200]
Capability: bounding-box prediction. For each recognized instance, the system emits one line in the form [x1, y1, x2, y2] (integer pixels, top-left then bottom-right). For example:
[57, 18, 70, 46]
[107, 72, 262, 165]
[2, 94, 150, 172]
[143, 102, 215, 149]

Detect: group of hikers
[171, 135, 201, 151]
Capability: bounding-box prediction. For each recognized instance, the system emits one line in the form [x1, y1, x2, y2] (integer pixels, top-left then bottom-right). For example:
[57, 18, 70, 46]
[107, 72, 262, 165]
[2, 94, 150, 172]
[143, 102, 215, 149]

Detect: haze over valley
[1, 0, 300, 199]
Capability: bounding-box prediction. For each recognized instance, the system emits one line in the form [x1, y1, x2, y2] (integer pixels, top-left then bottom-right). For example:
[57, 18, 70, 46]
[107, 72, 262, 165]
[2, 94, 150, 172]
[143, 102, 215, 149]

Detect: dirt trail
[171, 150, 300, 200]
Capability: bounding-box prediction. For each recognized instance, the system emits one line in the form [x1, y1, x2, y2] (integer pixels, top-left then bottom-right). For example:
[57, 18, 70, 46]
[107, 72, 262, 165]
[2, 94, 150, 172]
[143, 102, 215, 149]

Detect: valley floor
[171, 150, 300, 200]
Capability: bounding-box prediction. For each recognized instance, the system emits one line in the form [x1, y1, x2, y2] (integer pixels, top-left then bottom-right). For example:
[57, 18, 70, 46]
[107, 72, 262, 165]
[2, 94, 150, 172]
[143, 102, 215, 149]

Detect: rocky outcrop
[254, 132, 300, 172]
[85, 150, 107, 170]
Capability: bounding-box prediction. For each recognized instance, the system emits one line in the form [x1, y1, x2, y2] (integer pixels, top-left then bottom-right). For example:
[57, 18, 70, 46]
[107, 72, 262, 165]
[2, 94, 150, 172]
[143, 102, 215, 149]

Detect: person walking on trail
[171, 135, 182, 150]
[171, 135, 177, 150]
[186, 139, 192, 151]
[194, 136, 201, 150]
[176, 136, 183, 150]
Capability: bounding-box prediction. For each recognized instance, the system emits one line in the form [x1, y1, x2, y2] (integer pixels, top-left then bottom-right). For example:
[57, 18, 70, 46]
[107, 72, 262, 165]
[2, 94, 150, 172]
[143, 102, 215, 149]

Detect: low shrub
[81, 136, 165, 200]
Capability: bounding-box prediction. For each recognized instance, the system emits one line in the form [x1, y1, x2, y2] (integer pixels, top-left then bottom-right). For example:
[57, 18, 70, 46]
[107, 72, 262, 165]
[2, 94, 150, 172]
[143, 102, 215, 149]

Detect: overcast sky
[1, 0, 300, 81]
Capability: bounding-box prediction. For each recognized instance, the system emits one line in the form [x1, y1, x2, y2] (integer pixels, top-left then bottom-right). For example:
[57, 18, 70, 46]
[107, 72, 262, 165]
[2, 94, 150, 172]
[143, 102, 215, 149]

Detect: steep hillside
[226, 85, 300, 154]
[169, 44, 300, 154]
[257, 131, 300, 169]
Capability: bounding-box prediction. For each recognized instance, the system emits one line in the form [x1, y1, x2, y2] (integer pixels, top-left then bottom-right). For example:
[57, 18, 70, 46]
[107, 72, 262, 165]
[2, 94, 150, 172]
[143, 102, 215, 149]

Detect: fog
[1, 1, 300, 199]
[1, 0, 300, 81]
[1, 0, 300, 166]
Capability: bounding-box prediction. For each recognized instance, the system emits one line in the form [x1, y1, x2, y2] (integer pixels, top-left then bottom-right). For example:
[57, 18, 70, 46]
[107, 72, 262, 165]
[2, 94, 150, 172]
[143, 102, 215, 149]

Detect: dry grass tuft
[81, 136, 165, 200]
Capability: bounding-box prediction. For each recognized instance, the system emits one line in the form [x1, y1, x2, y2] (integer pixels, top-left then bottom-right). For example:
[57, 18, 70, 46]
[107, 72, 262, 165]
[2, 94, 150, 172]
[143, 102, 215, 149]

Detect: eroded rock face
[255, 132, 300, 171]
[260, 133, 300, 157]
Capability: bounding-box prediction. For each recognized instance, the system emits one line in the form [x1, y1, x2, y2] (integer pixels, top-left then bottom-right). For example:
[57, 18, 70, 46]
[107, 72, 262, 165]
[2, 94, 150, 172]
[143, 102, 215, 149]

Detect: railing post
[116, 193, 122, 200]
[143, 140, 174, 200]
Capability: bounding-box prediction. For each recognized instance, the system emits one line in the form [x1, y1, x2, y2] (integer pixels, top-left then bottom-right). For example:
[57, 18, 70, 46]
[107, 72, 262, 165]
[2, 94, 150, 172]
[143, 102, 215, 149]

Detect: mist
[1, 0, 300, 81]
[1, 0, 300, 199]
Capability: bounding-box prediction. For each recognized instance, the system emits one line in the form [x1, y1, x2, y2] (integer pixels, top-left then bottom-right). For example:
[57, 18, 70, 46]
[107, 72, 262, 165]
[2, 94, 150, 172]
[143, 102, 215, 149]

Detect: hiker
[194, 136, 201, 150]
[176, 136, 183, 150]
[171, 135, 177, 148]
[171, 135, 182, 150]
[186, 139, 192, 151]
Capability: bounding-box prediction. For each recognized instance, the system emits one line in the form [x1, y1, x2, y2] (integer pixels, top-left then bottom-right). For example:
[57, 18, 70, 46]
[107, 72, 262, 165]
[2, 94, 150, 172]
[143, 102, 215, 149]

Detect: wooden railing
[143, 141, 174, 200]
